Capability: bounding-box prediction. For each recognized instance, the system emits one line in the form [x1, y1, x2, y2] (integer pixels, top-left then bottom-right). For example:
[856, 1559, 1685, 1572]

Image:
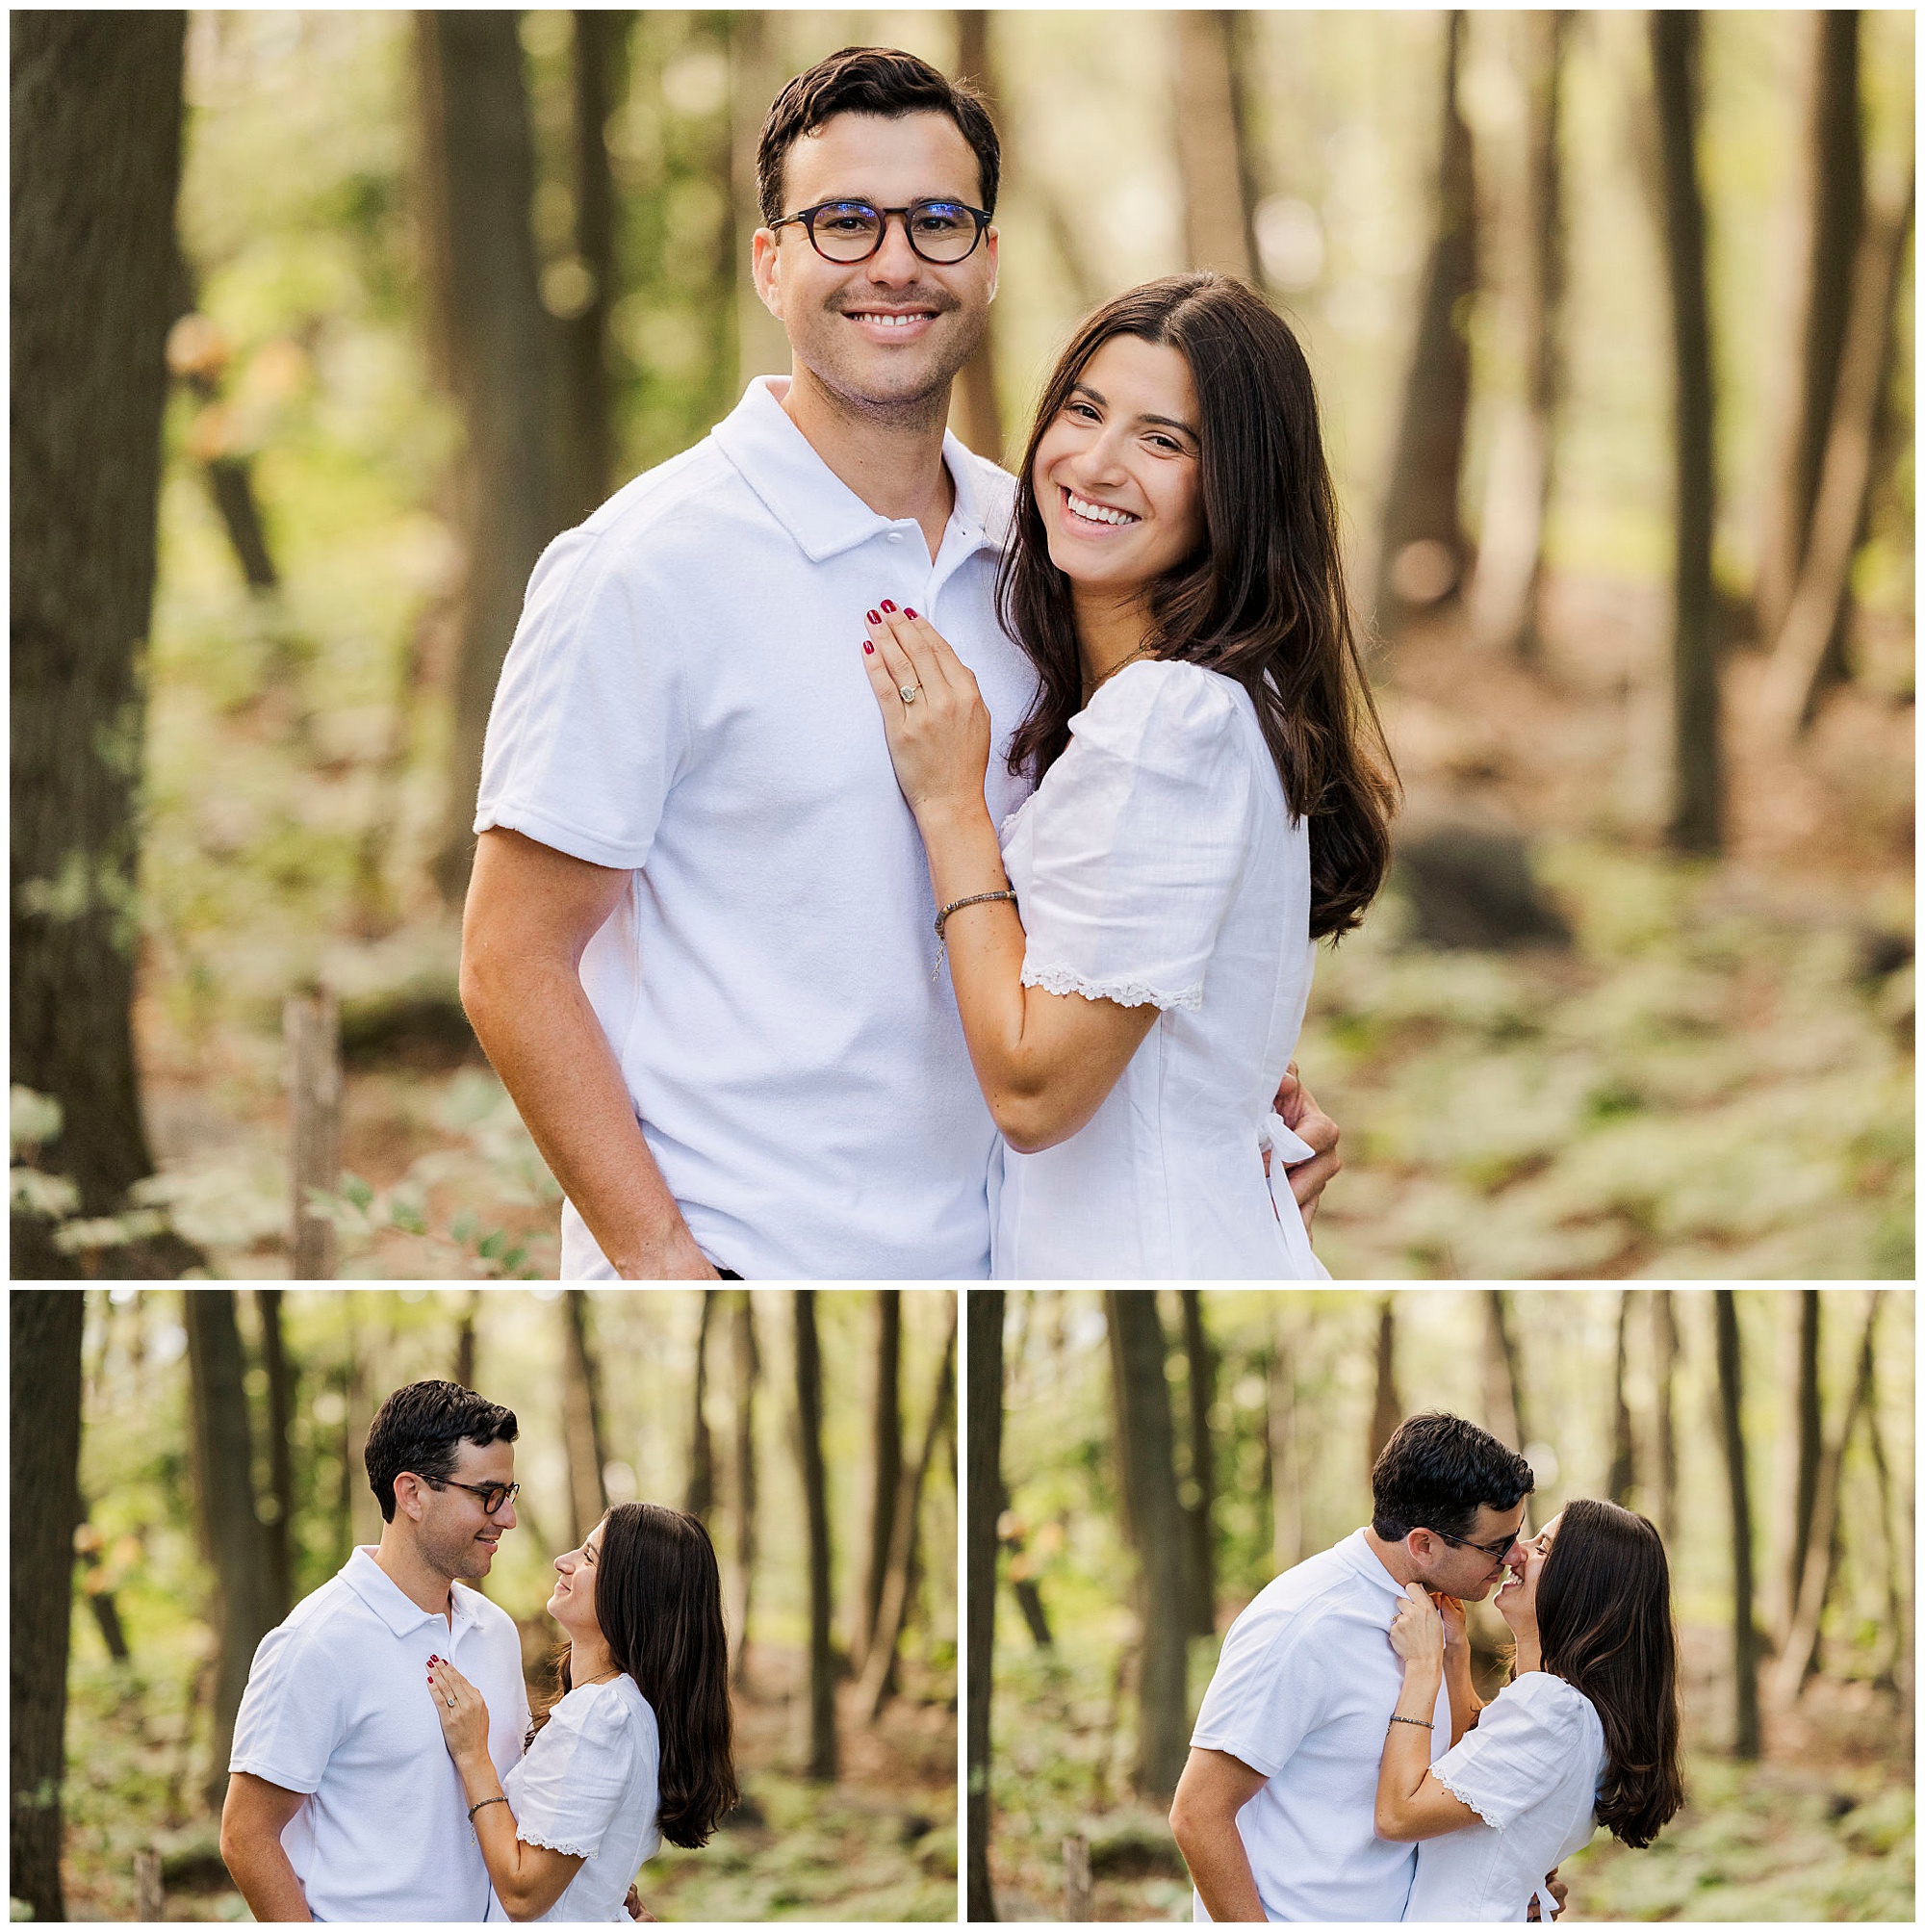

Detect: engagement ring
[899, 683, 920, 703]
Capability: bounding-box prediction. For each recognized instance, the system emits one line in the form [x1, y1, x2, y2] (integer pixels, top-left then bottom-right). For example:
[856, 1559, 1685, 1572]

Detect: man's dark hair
[365, 1379, 518, 1525]
[1370, 1410, 1534, 1542]
[756, 46, 1000, 226]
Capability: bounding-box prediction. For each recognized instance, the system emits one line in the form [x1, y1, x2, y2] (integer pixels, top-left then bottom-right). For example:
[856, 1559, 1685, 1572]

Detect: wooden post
[284, 988, 341, 1279]
[134, 1847, 163, 1922]
[1062, 1832, 1092, 1921]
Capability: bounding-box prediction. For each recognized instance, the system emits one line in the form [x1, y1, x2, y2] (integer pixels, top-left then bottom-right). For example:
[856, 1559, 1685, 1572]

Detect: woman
[860, 272, 1397, 1277]
[426, 1504, 736, 1921]
[1377, 1500, 1685, 1922]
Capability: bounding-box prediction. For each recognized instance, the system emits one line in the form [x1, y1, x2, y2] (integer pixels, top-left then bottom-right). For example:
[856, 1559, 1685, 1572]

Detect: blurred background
[967, 1287, 1913, 1921]
[11, 11, 1914, 1279]
[11, 1287, 958, 1921]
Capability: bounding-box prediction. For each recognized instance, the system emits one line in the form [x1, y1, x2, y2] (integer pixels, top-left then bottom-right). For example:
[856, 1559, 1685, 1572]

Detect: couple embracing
[218, 1381, 735, 1921]
[461, 45, 1397, 1280]
[1173, 1412, 1686, 1921]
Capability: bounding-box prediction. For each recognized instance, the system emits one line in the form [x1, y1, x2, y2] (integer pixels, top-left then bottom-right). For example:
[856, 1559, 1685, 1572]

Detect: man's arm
[219, 1773, 312, 1923]
[460, 828, 716, 1279]
[1169, 1747, 1270, 1922]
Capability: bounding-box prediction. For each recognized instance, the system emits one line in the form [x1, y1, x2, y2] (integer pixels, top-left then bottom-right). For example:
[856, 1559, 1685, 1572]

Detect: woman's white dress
[502, 1676, 661, 1922]
[1402, 1671, 1606, 1922]
[992, 657, 1328, 1278]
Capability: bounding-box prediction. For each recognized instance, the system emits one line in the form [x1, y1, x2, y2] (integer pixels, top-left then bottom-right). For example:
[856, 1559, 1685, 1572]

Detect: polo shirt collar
[342, 1544, 475, 1637]
[712, 374, 1004, 564]
[1335, 1525, 1410, 1602]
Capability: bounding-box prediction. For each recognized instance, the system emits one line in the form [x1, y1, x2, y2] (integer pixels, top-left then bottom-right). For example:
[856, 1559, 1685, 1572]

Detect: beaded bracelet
[932, 889, 1018, 981]
[468, 1796, 509, 1820]
[1388, 1714, 1434, 1730]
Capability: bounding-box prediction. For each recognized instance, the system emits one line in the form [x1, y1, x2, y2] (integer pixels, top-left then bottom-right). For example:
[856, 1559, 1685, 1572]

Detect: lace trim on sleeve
[1020, 960, 1202, 1012]
[515, 1822, 598, 1857]
[1431, 1761, 1507, 1832]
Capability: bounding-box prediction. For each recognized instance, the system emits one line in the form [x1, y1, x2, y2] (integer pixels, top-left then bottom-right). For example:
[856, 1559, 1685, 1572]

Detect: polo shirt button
[888, 530, 905, 543]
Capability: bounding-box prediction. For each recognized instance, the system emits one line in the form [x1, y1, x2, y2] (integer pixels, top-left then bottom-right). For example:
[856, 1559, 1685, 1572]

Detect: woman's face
[1495, 1510, 1561, 1632]
[1032, 333, 1206, 605]
[548, 1517, 605, 1640]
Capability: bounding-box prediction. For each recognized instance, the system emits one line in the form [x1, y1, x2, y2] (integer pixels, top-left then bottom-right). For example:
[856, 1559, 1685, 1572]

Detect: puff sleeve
[1429, 1673, 1599, 1832]
[509, 1688, 649, 1859]
[1015, 661, 1253, 1012]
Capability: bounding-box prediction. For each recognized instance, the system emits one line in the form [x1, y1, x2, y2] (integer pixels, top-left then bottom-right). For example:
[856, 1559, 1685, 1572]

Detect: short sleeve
[1016, 662, 1252, 1012]
[1189, 1601, 1334, 1779]
[228, 1621, 346, 1794]
[511, 1690, 643, 1859]
[1430, 1673, 1594, 1832]
[474, 526, 689, 871]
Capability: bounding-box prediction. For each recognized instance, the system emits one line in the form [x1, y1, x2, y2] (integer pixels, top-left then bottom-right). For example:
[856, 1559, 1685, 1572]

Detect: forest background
[968, 1287, 1913, 1922]
[11, 9, 1915, 1280]
[10, 1286, 960, 1923]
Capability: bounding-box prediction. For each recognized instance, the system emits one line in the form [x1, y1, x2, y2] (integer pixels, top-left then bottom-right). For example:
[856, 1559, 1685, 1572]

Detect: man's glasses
[421, 1477, 520, 1516]
[1424, 1525, 1521, 1561]
[767, 198, 991, 266]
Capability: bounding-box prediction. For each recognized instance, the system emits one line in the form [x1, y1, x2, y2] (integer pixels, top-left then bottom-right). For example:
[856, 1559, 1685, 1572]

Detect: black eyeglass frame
[766, 197, 993, 265]
[419, 1476, 521, 1516]
[1420, 1524, 1522, 1561]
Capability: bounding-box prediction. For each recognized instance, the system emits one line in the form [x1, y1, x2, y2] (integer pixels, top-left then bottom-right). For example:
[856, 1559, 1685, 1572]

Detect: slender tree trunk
[418, 11, 569, 905]
[729, 12, 789, 390]
[1369, 1296, 1403, 1475]
[686, 1288, 717, 1521]
[77, 1515, 133, 1662]
[454, 1286, 480, 1388]
[1375, 11, 1477, 631]
[11, 13, 193, 1275]
[1171, 12, 1257, 280]
[951, 11, 1006, 463]
[966, 1291, 1004, 1921]
[256, 1289, 296, 1619]
[1861, 1350, 1909, 1702]
[730, 1289, 758, 1688]
[559, 10, 623, 524]
[1607, 1289, 1637, 1507]
[11, 1291, 87, 1923]
[560, 1288, 609, 1547]
[187, 1290, 281, 1810]
[1483, 1287, 1530, 1448]
[1654, 1289, 1680, 1546]
[792, 1292, 836, 1780]
[858, 1291, 903, 1672]
[999, 1483, 1055, 1649]
[1106, 1291, 1192, 1802]
[1177, 1291, 1217, 1636]
[1712, 1290, 1760, 1757]
[860, 1301, 957, 1718]
[1651, 11, 1722, 855]
[1783, 1290, 1822, 1645]
[1268, 1301, 1301, 1573]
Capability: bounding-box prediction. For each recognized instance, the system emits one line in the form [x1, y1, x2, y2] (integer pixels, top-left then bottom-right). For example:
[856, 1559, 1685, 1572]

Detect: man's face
[753, 110, 997, 423]
[410, 1437, 517, 1584]
[1406, 1500, 1529, 1603]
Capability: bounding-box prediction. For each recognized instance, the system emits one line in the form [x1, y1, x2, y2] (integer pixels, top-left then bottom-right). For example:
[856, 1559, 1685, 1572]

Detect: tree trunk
[1861, 1345, 1909, 1699]
[857, 1291, 903, 1672]
[1654, 1289, 1680, 1545]
[418, 11, 569, 905]
[1712, 1289, 1760, 1757]
[792, 1292, 837, 1780]
[1268, 1300, 1301, 1572]
[256, 1289, 296, 1620]
[1177, 1291, 1217, 1637]
[454, 1286, 480, 1388]
[1369, 1296, 1403, 1475]
[1755, 13, 1862, 651]
[860, 1300, 958, 1718]
[999, 1484, 1055, 1649]
[951, 11, 1006, 464]
[729, 12, 789, 391]
[686, 1288, 717, 1521]
[1105, 1291, 1192, 1803]
[11, 13, 192, 1275]
[730, 1289, 758, 1688]
[1470, 10, 1571, 658]
[10, 1291, 86, 1923]
[1171, 12, 1257, 280]
[187, 1289, 281, 1811]
[560, 1288, 609, 1547]
[558, 10, 623, 524]
[1783, 1290, 1822, 1647]
[966, 1290, 1004, 1921]
[1374, 11, 1477, 631]
[1607, 1289, 1636, 1507]
[1651, 11, 1722, 855]
[1482, 1287, 1530, 1449]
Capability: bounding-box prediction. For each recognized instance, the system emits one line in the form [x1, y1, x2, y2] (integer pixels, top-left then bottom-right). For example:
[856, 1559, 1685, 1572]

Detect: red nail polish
[862, 641, 874, 655]
[904, 608, 917, 620]
[866, 609, 880, 625]
[881, 600, 897, 613]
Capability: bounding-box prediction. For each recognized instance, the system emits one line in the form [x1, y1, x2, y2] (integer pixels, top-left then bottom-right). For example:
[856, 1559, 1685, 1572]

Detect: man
[461, 45, 1340, 1278]
[219, 1381, 531, 1922]
[1171, 1412, 1564, 1922]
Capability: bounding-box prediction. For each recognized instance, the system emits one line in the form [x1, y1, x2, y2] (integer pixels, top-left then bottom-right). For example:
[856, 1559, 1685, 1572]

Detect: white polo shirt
[229, 1545, 531, 1922]
[475, 375, 1038, 1279]
[1189, 1529, 1450, 1922]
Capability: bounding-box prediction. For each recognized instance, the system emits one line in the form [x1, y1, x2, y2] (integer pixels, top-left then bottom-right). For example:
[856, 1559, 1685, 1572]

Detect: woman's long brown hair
[528, 1503, 738, 1849]
[998, 272, 1399, 940]
[1535, 1498, 1685, 1849]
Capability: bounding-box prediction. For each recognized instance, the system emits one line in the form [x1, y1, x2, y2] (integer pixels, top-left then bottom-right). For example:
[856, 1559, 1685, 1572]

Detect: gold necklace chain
[1083, 643, 1155, 700]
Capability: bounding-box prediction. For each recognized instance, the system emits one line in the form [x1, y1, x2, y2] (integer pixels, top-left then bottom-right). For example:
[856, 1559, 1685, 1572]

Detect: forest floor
[57, 1613, 956, 1922]
[985, 1602, 1913, 1922]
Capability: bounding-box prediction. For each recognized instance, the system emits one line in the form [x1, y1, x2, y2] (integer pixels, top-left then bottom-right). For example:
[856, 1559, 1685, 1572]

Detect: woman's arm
[429, 1662, 584, 1921]
[860, 608, 1157, 1151]
[1377, 1584, 1482, 1842]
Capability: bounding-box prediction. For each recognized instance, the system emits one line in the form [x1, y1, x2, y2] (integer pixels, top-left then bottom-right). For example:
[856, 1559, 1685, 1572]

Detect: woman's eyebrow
[1068, 381, 1198, 442]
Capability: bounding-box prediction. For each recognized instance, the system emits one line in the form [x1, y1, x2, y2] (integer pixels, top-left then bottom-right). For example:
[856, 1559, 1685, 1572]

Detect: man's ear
[751, 227, 784, 321]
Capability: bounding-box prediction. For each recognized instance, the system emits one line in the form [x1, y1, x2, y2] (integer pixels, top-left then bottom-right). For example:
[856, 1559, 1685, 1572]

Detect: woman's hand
[1435, 1591, 1468, 1657]
[1388, 1583, 1447, 1673]
[860, 605, 992, 826]
[426, 1656, 492, 1772]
